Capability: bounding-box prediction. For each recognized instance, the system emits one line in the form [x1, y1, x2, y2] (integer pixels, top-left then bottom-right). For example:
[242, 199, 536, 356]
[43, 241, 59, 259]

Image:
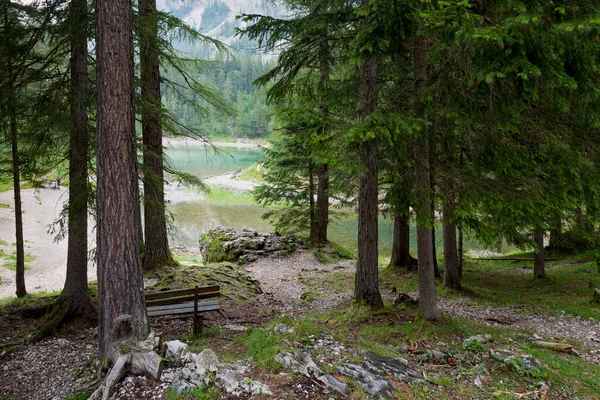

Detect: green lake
[166, 144, 488, 259]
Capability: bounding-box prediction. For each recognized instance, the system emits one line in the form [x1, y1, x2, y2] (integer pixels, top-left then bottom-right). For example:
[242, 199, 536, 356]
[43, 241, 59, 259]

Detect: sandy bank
[0, 188, 96, 299]
[163, 136, 266, 149]
[204, 173, 256, 193]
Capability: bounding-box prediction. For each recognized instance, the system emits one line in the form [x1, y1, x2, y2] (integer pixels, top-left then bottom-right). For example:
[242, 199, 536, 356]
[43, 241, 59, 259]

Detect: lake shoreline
[163, 136, 266, 149]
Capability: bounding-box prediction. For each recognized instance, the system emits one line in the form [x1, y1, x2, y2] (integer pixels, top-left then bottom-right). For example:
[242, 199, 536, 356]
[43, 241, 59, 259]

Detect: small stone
[463, 334, 493, 349]
[164, 340, 188, 363]
[274, 324, 294, 334]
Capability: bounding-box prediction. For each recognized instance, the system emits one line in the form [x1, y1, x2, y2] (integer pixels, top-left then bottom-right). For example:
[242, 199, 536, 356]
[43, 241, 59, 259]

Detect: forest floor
[0, 244, 599, 400]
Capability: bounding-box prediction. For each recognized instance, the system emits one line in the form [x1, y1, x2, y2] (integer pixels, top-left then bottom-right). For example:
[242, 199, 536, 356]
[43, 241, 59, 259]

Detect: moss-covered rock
[199, 226, 301, 264]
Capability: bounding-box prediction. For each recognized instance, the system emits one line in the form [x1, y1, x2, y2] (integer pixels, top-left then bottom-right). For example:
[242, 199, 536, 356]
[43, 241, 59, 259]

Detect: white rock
[164, 340, 189, 362]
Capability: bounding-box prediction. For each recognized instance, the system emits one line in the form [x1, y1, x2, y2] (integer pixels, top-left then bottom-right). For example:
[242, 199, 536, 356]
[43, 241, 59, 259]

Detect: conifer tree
[96, 0, 148, 357]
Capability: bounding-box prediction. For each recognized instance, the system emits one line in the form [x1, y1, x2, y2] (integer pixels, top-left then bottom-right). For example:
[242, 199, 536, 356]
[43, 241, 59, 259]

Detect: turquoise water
[165, 144, 488, 257]
[166, 146, 263, 178]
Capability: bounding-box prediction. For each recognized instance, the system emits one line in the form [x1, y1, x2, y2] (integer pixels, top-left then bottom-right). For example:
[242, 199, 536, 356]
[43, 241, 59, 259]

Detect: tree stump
[90, 328, 164, 400]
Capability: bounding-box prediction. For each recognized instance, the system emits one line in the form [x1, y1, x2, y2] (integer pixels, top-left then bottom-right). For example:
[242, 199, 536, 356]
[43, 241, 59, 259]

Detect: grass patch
[63, 394, 90, 400]
[232, 162, 264, 183]
[0, 239, 8, 246]
[164, 387, 220, 400]
[204, 186, 257, 205]
[232, 327, 285, 372]
[0, 290, 60, 308]
[3, 252, 36, 263]
[309, 241, 357, 263]
[0, 203, 9, 208]
[3, 262, 31, 271]
[459, 256, 600, 318]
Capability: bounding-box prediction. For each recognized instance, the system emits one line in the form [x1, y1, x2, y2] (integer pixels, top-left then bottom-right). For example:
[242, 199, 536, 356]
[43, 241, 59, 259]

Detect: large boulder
[199, 226, 300, 264]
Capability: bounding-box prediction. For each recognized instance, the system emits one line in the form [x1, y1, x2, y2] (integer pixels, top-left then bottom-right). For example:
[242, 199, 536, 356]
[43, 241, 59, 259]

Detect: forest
[1, 0, 600, 399]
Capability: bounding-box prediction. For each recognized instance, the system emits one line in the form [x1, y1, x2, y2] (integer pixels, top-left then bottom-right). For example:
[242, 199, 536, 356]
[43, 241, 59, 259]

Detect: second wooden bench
[145, 284, 221, 334]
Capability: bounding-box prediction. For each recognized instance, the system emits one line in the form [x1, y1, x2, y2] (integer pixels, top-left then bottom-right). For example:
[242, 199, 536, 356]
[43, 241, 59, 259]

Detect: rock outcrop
[199, 226, 301, 264]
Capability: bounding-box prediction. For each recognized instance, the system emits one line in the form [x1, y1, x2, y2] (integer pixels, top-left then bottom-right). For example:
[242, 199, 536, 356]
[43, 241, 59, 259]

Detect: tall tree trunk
[9, 90, 26, 298]
[62, 0, 94, 316]
[534, 227, 545, 279]
[458, 222, 464, 278]
[140, 0, 172, 271]
[308, 163, 316, 236]
[5, 8, 26, 298]
[389, 204, 416, 271]
[96, 0, 148, 358]
[430, 174, 440, 277]
[311, 37, 330, 245]
[355, 0, 382, 307]
[413, 34, 439, 320]
[312, 163, 329, 245]
[443, 201, 460, 290]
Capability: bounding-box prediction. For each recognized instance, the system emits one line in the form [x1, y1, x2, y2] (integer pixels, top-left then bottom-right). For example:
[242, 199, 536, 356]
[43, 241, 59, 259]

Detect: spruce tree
[96, 0, 148, 357]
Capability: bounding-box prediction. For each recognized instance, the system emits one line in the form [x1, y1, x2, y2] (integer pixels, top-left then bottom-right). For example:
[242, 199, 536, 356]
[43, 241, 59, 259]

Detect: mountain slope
[158, 0, 288, 51]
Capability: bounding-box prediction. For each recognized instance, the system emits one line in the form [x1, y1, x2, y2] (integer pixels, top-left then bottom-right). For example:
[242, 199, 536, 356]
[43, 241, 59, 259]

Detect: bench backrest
[145, 285, 220, 307]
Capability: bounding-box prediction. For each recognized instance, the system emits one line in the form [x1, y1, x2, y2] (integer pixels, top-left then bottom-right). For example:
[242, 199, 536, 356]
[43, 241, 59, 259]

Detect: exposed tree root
[90, 326, 164, 400]
[29, 294, 97, 344]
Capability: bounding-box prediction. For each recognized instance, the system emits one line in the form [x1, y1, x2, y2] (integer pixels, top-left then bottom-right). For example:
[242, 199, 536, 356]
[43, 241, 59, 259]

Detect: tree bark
[96, 0, 148, 358]
[534, 227, 545, 279]
[430, 175, 440, 278]
[5, 11, 26, 297]
[389, 207, 417, 271]
[311, 37, 330, 246]
[443, 201, 461, 290]
[355, 0, 382, 307]
[458, 222, 463, 278]
[140, 0, 172, 271]
[9, 88, 26, 298]
[62, 0, 94, 317]
[413, 34, 439, 320]
[312, 161, 329, 245]
[308, 162, 316, 236]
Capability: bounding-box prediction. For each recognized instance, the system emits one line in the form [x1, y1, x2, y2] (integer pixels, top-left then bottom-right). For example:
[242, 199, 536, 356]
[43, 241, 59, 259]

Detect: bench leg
[197, 314, 204, 335]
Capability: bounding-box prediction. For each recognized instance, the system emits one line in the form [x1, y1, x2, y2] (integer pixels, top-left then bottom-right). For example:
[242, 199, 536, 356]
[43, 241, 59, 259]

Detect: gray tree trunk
[458, 222, 464, 278]
[4, 9, 26, 297]
[96, 0, 148, 358]
[311, 38, 330, 245]
[355, 0, 382, 307]
[62, 0, 94, 316]
[140, 0, 172, 271]
[443, 201, 461, 290]
[389, 208, 416, 270]
[413, 34, 439, 320]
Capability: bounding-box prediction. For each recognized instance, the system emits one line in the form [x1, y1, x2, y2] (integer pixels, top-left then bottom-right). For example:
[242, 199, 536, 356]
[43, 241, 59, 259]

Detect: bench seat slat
[145, 285, 220, 301]
[145, 291, 220, 307]
[147, 299, 219, 312]
[148, 303, 220, 317]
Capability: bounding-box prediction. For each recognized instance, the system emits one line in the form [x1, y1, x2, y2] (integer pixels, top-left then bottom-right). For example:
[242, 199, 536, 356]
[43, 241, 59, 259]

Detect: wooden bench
[145, 285, 221, 334]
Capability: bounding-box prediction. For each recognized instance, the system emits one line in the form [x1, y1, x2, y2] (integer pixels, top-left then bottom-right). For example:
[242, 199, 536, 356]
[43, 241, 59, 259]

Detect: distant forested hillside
[162, 54, 275, 139]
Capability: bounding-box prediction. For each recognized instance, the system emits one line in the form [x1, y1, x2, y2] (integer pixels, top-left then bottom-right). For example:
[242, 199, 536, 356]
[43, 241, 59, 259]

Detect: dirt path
[0, 188, 96, 298]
